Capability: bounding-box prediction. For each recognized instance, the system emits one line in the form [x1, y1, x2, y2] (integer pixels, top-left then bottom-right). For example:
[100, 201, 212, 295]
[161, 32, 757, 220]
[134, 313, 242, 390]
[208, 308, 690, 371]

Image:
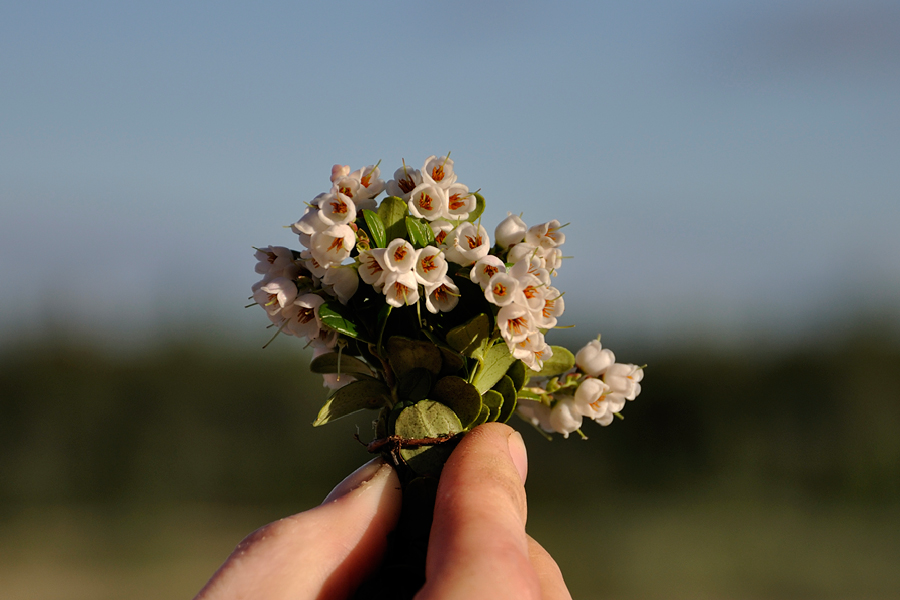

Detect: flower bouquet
[251, 155, 644, 596]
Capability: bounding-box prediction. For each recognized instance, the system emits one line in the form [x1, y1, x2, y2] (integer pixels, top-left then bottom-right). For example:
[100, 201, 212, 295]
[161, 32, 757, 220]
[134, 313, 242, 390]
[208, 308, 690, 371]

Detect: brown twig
[354, 433, 463, 454]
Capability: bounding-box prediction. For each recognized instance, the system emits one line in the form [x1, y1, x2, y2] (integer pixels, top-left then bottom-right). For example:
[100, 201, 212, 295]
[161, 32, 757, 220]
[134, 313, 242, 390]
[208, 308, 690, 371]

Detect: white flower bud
[495, 212, 527, 249]
[575, 340, 615, 377]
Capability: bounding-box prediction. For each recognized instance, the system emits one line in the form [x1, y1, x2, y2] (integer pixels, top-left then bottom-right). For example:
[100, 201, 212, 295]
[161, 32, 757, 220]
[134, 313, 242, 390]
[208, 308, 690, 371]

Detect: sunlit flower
[445, 183, 476, 220]
[408, 182, 448, 221]
[470, 255, 506, 289]
[385, 163, 422, 200]
[422, 154, 457, 189]
[424, 277, 459, 314]
[603, 363, 644, 402]
[310, 224, 355, 267]
[525, 219, 566, 249]
[383, 270, 420, 307]
[498, 302, 534, 346]
[384, 239, 418, 273]
[415, 246, 448, 286]
[485, 272, 520, 307]
[549, 397, 583, 438]
[443, 222, 489, 266]
[358, 248, 388, 292]
[495, 212, 527, 249]
[317, 191, 357, 227]
[575, 339, 615, 377]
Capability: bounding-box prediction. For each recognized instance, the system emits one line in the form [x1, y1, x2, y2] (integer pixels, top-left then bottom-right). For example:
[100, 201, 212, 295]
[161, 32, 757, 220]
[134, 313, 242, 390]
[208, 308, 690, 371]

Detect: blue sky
[2, 0, 899, 346]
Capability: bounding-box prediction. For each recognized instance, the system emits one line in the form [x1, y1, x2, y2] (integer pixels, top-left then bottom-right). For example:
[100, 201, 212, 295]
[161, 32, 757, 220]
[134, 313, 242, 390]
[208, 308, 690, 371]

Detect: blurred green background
[2, 320, 898, 599]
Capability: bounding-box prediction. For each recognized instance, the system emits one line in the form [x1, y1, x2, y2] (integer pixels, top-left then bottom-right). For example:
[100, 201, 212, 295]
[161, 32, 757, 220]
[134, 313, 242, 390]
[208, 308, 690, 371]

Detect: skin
[194, 423, 571, 600]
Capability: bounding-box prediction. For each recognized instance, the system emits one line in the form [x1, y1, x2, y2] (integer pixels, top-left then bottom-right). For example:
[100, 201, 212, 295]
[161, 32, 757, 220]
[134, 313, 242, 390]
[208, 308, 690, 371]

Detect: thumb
[195, 458, 401, 600]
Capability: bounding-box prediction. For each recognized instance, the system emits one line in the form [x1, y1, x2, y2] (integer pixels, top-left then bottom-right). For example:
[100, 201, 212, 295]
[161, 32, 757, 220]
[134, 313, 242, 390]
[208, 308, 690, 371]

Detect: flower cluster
[517, 338, 644, 438]
[251, 154, 643, 444]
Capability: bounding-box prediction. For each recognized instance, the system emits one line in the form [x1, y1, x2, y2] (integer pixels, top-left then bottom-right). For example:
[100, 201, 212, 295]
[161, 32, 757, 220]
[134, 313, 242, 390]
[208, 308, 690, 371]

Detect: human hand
[194, 423, 571, 599]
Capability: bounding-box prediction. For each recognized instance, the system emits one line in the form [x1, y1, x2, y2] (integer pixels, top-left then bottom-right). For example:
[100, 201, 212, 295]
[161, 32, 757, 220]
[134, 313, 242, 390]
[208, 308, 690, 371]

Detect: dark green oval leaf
[386, 337, 443, 379]
[493, 375, 518, 423]
[446, 313, 491, 358]
[506, 359, 527, 392]
[397, 367, 433, 403]
[481, 389, 503, 422]
[318, 300, 369, 342]
[313, 379, 391, 426]
[309, 352, 374, 376]
[431, 376, 483, 429]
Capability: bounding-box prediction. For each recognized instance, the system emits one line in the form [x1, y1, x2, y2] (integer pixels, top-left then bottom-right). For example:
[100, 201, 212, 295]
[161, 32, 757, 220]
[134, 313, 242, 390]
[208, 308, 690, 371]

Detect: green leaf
[492, 375, 518, 424]
[431, 376, 483, 429]
[506, 359, 527, 391]
[318, 300, 369, 342]
[472, 342, 517, 394]
[386, 337, 443, 379]
[466, 192, 486, 223]
[378, 196, 408, 243]
[526, 346, 576, 378]
[397, 367, 433, 403]
[362, 209, 386, 248]
[481, 389, 503, 422]
[446, 313, 491, 358]
[309, 353, 374, 376]
[405, 216, 432, 248]
[395, 400, 463, 477]
[438, 346, 465, 377]
[313, 379, 391, 426]
[470, 404, 490, 428]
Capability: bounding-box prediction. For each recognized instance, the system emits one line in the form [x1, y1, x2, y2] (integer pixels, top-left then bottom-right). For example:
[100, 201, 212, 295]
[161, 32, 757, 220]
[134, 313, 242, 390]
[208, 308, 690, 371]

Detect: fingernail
[322, 457, 387, 504]
[507, 431, 528, 484]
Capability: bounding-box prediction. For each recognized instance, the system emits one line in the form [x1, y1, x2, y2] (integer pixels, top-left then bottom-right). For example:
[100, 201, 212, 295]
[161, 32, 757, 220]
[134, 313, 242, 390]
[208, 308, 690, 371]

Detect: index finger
[418, 423, 541, 600]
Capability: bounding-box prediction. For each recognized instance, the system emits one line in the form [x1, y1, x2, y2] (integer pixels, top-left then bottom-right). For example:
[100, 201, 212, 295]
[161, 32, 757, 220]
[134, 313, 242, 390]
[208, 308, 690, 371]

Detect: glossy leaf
[466, 192, 486, 223]
[405, 216, 432, 248]
[362, 209, 387, 248]
[309, 352, 374, 376]
[386, 337, 443, 379]
[481, 389, 503, 422]
[313, 379, 391, 426]
[318, 301, 368, 342]
[446, 313, 491, 358]
[472, 342, 517, 394]
[378, 196, 408, 243]
[492, 375, 518, 424]
[506, 359, 526, 391]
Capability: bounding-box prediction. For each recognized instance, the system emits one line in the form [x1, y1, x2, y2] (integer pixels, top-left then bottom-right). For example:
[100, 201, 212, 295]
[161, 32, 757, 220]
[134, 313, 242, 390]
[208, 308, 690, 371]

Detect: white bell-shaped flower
[525, 219, 566, 249]
[310, 224, 355, 267]
[408, 182, 448, 221]
[383, 270, 420, 307]
[415, 246, 448, 286]
[533, 286, 565, 329]
[485, 272, 521, 307]
[575, 339, 615, 377]
[470, 255, 506, 289]
[444, 222, 489, 266]
[422, 154, 457, 189]
[385, 163, 422, 200]
[350, 164, 385, 205]
[603, 364, 644, 402]
[358, 248, 388, 292]
[317, 191, 357, 227]
[384, 239, 418, 273]
[323, 265, 360, 305]
[445, 184, 476, 220]
[283, 293, 325, 341]
[498, 302, 535, 346]
[549, 397, 583, 438]
[424, 277, 459, 314]
[516, 399, 553, 433]
[495, 213, 527, 249]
